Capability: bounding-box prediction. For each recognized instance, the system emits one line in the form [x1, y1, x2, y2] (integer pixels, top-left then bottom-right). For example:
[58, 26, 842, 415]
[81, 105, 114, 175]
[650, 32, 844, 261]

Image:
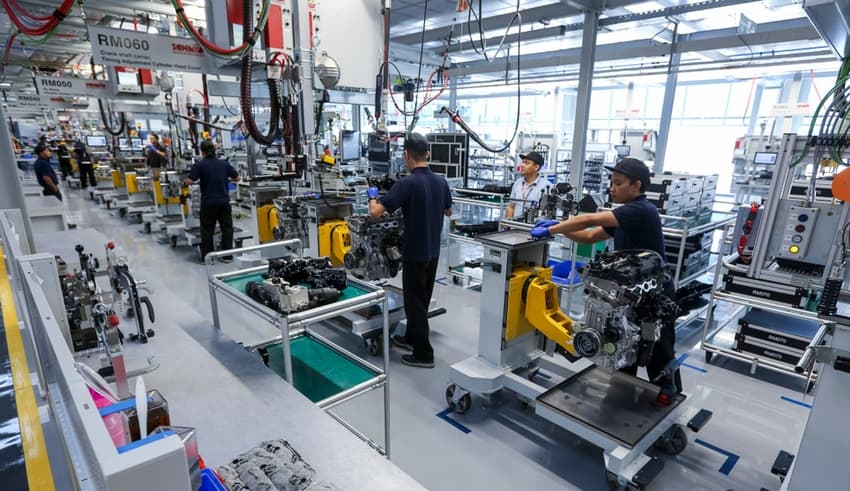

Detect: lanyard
[520, 179, 538, 203]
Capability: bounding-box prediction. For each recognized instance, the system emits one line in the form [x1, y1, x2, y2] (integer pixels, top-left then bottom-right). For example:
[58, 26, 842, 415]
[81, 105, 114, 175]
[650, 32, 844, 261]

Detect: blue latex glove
[530, 226, 551, 239]
[148, 145, 157, 153]
[366, 187, 380, 199]
[534, 219, 560, 228]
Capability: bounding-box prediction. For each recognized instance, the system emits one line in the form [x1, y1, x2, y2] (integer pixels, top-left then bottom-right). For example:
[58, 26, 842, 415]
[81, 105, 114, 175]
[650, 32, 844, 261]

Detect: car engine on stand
[245, 257, 348, 314]
[573, 249, 679, 371]
[343, 211, 404, 281]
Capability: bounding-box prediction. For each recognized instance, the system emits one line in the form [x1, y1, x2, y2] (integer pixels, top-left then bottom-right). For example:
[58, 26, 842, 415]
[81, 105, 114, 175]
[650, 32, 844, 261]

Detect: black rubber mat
[0, 298, 27, 490]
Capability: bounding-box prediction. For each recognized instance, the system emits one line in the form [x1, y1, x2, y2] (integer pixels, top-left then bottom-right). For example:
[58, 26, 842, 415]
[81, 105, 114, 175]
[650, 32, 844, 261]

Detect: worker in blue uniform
[33, 142, 62, 201]
[367, 133, 453, 368]
[185, 140, 240, 262]
[531, 158, 681, 404]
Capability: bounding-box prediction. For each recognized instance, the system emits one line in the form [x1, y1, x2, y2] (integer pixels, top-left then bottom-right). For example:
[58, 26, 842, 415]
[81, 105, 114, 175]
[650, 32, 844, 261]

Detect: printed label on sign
[88, 26, 206, 73]
[34, 75, 109, 97]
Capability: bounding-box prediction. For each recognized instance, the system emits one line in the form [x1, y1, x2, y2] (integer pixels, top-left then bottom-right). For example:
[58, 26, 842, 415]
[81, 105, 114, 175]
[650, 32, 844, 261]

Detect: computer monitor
[118, 137, 131, 150]
[368, 133, 389, 162]
[131, 138, 143, 148]
[753, 151, 778, 165]
[86, 135, 107, 147]
[615, 144, 630, 157]
[340, 130, 361, 162]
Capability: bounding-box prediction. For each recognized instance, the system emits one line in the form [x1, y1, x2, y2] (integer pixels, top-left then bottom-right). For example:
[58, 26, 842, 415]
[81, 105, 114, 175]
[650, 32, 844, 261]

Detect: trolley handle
[795, 323, 832, 374]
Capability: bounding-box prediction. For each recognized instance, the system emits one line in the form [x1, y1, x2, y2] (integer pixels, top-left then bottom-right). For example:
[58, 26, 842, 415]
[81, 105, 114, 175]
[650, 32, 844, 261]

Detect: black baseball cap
[605, 157, 650, 189]
[34, 142, 49, 155]
[519, 151, 544, 167]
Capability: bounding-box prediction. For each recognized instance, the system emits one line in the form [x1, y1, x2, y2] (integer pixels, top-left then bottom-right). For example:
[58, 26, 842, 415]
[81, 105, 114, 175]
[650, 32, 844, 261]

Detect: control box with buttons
[777, 206, 819, 259]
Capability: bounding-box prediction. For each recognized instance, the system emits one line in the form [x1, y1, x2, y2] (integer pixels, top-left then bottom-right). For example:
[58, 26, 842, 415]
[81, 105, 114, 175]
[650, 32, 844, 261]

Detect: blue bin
[199, 468, 226, 491]
[547, 259, 585, 286]
[228, 182, 236, 191]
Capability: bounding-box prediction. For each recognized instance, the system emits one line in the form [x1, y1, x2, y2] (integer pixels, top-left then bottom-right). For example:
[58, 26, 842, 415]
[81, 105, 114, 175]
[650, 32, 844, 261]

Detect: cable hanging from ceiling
[1, 0, 74, 37]
[239, 0, 279, 145]
[170, 0, 271, 58]
[90, 58, 127, 136]
[791, 57, 850, 167]
[443, 0, 523, 154]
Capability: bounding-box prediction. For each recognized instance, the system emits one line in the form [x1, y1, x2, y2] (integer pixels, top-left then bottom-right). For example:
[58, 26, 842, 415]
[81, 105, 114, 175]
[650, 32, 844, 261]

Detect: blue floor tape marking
[694, 439, 740, 475]
[435, 277, 448, 285]
[781, 395, 812, 409]
[437, 408, 471, 434]
[536, 372, 551, 380]
[677, 353, 707, 373]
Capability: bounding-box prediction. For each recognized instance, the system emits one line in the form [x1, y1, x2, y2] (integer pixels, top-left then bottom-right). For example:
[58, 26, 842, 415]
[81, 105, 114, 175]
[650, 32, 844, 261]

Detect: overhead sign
[34, 75, 109, 97]
[88, 25, 205, 73]
[771, 102, 811, 117]
[7, 93, 81, 109]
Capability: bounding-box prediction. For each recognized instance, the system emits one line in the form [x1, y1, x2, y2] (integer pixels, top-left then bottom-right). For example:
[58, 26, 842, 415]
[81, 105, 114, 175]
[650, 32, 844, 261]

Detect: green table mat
[264, 335, 377, 402]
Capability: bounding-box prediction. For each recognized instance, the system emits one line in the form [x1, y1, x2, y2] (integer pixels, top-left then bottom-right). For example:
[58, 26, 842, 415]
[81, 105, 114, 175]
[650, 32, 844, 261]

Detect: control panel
[776, 206, 819, 260]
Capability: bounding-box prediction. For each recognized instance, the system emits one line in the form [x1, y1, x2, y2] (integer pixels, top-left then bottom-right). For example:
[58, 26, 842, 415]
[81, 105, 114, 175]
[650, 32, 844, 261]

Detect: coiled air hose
[240, 0, 280, 145]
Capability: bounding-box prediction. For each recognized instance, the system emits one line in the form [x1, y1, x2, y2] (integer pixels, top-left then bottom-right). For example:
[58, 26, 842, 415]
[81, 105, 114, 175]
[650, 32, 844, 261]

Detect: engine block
[343, 211, 404, 280]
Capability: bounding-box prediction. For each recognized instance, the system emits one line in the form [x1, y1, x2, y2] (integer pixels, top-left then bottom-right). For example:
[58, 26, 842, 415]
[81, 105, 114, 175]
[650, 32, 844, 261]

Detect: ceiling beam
[391, 0, 645, 45]
[451, 17, 821, 76]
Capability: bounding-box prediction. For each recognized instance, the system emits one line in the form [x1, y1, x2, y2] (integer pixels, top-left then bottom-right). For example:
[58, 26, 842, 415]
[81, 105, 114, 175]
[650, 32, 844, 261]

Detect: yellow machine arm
[318, 219, 351, 266]
[506, 266, 576, 355]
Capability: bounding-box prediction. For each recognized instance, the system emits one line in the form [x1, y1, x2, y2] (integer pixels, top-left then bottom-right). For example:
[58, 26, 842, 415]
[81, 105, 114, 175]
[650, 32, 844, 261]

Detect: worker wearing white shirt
[505, 151, 550, 220]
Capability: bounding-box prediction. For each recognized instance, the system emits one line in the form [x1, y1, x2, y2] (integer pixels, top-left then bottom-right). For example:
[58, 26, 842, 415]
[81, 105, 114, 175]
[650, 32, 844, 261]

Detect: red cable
[7, 0, 52, 21]
[810, 69, 822, 100]
[3, 32, 16, 67]
[173, 0, 262, 56]
[188, 88, 209, 108]
[1, 0, 73, 37]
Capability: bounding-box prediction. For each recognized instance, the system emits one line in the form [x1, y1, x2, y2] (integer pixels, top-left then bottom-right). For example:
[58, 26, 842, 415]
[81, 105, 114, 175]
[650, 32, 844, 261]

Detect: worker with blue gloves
[145, 133, 168, 177]
[530, 158, 682, 405]
[367, 133, 453, 369]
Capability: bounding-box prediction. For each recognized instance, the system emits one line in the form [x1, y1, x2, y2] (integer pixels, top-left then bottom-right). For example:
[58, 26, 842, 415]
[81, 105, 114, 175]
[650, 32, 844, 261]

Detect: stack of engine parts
[343, 211, 403, 281]
[216, 439, 338, 491]
[246, 257, 347, 314]
[574, 249, 679, 371]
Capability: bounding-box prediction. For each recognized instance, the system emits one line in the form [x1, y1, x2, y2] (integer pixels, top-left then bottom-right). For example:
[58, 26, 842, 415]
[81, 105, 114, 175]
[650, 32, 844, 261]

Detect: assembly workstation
[2, 1, 850, 490]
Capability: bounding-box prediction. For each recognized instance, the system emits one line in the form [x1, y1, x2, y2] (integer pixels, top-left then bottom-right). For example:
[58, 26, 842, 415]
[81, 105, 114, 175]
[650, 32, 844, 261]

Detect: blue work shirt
[188, 157, 238, 207]
[603, 195, 666, 258]
[34, 157, 58, 192]
[381, 167, 453, 262]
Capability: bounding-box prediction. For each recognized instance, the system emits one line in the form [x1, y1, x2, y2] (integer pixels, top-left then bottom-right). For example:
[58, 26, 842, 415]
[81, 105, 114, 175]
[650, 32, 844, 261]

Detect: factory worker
[146, 133, 168, 177]
[367, 133, 453, 368]
[34, 142, 62, 201]
[530, 158, 682, 404]
[505, 150, 550, 220]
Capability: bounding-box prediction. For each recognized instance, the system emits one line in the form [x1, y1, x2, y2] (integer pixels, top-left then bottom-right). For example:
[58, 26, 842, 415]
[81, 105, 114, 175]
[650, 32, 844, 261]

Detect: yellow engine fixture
[257, 204, 279, 244]
[126, 172, 140, 194]
[318, 219, 351, 266]
[506, 266, 576, 355]
[111, 169, 124, 188]
[153, 181, 183, 206]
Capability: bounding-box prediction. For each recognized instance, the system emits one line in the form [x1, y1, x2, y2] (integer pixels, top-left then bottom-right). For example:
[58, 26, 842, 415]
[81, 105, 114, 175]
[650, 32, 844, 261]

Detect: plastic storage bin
[199, 468, 226, 491]
[547, 259, 585, 286]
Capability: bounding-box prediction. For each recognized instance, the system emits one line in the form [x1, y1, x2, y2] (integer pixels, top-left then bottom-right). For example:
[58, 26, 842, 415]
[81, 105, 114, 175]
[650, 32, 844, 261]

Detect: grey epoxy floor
[42, 184, 815, 491]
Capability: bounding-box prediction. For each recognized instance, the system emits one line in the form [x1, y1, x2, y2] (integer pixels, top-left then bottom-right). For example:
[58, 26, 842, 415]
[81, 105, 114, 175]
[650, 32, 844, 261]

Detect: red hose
[173, 0, 261, 56]
[7, 0, 52, 21]
[0, 0, 73, 37]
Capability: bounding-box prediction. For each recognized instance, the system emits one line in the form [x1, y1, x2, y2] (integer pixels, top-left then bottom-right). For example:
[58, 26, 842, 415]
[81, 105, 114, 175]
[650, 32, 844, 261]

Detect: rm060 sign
[96, 34, 150, 51]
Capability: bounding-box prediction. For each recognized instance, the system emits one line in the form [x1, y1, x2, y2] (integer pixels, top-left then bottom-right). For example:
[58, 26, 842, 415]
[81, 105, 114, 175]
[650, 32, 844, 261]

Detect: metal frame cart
[446, 230, 710, 490]
[205, 240, 392, 455]
[446, 188, 507, 286]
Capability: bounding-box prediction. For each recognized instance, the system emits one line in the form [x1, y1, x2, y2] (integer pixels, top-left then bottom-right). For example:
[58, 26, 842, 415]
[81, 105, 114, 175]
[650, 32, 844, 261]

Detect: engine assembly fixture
[246, 257, 347, 313]
[343, 211, 404, 280]
[272, 195, 311, 243]
[574, 249, 679, 371]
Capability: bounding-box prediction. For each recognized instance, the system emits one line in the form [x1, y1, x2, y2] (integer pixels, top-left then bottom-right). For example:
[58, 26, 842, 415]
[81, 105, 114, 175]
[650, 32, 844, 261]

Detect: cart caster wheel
[143, 222, 151, 234]
[139, 334, 148, 344]
[235, 239, 243, 249]
[704, 351, 713, 363]
[606, 472, 644, 491]
[452, 276, 461, 285]
[119, 208, 126, 218]
[146, 329, 155, 338]
[654, 424, 688, 456]
[445, 384, 471, 414]
[365, 336, 382, 356]
[106, 201, 111, 210]
[806, 380, 815, 394]
[170, 236, 177, 248]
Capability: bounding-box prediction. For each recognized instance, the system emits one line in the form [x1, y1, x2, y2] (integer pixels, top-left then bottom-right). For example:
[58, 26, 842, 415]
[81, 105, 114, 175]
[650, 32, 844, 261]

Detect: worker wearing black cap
[505, 150, 551, 220]
[530, 157, 681, 404]
[33, 142, 62, 201]
[367, 132, 453, 368]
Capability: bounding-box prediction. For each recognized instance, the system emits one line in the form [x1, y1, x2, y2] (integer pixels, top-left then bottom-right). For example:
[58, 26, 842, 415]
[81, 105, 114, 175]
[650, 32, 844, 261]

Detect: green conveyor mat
[264, 335, 377, 402]
[222, 271, 369, 301]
